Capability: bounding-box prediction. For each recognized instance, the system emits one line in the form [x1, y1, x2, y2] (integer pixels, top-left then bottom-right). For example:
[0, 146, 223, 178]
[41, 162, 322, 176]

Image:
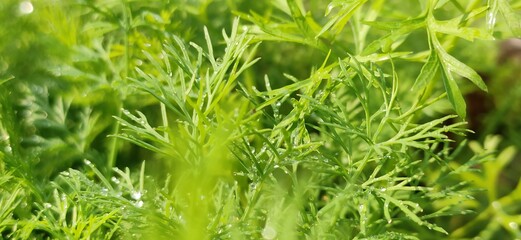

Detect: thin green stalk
[107, 110, 121, 172]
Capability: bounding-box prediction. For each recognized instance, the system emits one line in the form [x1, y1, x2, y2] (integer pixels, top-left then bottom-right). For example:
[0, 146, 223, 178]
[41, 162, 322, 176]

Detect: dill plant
[1, 0, 521, 239]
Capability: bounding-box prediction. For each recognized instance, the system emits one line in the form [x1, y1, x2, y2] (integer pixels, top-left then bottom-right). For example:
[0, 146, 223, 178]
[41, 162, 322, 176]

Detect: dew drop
[326, 3, 335, 15]
[131, 191, 142, 200]
[509, 222, 519, 230]
[19, 1, 34, 15]
[101, 188, 108, 196]
[215, 58, 223, 67]
[178, 215, 186, 224]
[111, 177, 120, 184]
[84, 159, 92, 166]
[43, 203, 52, 209]
[259, 146, 267, 154]
[492, 201, 501, 210]
[134, 200, 144, 208]
[487, 11, 496, 29]
[380, 187, 387, 192]
[358, 204, 365, 211]
[387, 219, 393, 224]
[262, 225, 277, 240]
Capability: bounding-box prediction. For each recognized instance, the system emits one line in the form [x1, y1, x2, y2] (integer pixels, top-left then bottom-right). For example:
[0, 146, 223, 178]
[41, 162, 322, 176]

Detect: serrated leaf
[378, 192, 448, 234]
[163, 36, 194, 76]
[432, 18, 494, 41]
[412, 50, 439, 90]
[237, 11, 314, 46]
[498, 0, 521, 37]
[362, 19, 425, 55]
[465, 6, 489, 21]
[317, 0, 367, 38]
[287, 0, 312, 37]
[487, 0, 500, 32]
[437, 47, 488, 92]
[356, 52, 412, 62]
[362, 17, 425, 30]
[441, 65, 467, 119]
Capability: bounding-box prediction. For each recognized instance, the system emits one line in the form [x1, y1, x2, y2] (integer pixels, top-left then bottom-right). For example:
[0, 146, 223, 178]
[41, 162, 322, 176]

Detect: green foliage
[449, 136, 521, 239]
[1, 0, 521, 239]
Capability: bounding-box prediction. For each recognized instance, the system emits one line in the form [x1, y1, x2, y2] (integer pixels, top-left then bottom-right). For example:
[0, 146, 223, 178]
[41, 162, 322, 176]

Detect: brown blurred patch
[466, 38, 521, 134]
[499, 38, 521, 64]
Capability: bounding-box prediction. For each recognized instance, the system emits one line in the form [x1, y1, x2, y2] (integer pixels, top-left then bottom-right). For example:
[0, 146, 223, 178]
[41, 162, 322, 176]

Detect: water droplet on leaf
[358, 204, 365, 211]
[111, 177, 120, 184]
[19, 1, 34, 15]
[492, 201, 501, 210]
[134, 200, 144, 208]
[487, 11, 496, 30]
[131, 191, 142, 200]
[215, 58, 223, 67]
[326, 3, 335, 15]
[509, 222, 519, 230]
[262, 225, 277, 240]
